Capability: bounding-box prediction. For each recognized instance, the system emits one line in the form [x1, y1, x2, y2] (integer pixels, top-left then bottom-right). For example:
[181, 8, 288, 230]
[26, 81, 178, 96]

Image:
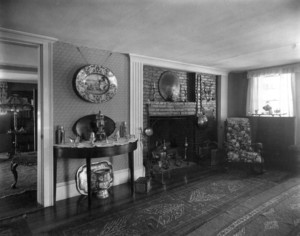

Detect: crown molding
[0, 27, 57, 45]
[129, 53, 229, 76]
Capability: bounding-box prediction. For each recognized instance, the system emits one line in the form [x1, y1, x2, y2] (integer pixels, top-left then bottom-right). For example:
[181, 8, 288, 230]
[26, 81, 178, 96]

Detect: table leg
[128, 151, 135, 195]
[53, 155, 57, 204]
[11, 161, 18, 189]
[86, 157, 92, 207]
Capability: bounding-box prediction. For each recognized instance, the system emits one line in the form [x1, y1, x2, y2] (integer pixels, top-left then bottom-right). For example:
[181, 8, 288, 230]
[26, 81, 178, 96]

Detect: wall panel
[53, 41, 129, 183]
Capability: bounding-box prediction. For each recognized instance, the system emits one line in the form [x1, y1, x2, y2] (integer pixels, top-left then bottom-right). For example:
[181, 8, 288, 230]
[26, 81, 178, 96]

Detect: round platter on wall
[73, 65, 118, 103]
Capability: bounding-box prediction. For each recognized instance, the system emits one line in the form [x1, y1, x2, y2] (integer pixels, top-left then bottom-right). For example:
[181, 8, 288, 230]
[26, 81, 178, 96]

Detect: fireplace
[149, 116, 196, 162]
[129, 56, 226, 181]
[143, 66, 217, 163]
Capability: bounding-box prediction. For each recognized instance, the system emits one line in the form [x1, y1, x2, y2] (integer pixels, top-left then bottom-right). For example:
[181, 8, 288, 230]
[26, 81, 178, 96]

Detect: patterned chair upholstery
[224, 117, 264, 173]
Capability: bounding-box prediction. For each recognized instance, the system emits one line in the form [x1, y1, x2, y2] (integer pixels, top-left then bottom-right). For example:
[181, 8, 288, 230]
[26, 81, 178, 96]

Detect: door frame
[0, 28, 57, 207]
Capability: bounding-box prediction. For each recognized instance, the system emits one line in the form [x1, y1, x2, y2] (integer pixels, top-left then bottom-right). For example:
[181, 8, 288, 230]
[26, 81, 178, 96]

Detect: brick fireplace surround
[143, 65, 217, 163]
[129, 54, 228, 180]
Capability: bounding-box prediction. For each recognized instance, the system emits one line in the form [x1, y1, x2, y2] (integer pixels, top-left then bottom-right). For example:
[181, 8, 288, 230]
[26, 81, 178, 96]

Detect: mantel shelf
[147, 101, 197, 117]
[147, 101, 196, 105]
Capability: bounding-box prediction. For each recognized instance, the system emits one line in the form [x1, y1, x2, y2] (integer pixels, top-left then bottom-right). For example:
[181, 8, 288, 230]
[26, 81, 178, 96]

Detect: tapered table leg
[86, 157, 92, 207]
[11, 161, 18, 189]
[53, 155, 57, 204]
[128, 151, 135, 195]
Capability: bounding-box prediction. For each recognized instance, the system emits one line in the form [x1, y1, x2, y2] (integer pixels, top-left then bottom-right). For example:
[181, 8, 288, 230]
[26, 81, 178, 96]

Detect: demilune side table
[53, 138, 138, 206]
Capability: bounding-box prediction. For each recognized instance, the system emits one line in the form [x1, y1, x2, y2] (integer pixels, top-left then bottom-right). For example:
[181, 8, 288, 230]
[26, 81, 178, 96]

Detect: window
[246, 73, 294, 117]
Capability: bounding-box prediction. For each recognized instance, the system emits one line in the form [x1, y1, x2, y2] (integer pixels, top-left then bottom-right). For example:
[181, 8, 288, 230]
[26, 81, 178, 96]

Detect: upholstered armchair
[224, 117, 264, 173]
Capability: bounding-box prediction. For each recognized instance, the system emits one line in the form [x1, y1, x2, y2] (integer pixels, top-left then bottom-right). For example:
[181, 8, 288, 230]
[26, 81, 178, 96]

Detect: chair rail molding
[0, 27, 57, 207]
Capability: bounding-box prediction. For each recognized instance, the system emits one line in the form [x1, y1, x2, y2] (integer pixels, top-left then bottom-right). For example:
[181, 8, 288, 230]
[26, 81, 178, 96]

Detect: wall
[227, 72, 248, 117]
[53, 41, 129, 183]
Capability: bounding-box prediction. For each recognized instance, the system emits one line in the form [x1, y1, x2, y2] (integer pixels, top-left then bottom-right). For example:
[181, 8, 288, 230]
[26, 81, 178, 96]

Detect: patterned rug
[0, 157, 37, 198]
[48, 171, 293, 236]
[216, 183, 300, 236]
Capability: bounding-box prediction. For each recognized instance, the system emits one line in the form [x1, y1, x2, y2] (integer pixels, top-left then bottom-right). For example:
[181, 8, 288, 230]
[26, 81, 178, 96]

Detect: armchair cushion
[225, 118, 263, 164]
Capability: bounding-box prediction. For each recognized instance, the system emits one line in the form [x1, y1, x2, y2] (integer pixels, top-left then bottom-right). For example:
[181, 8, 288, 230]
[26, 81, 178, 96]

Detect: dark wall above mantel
[143, 66, 217, 126]
[249, 116, 295, 168]
[227, 72, 248, 117]
[143, 66, 195, 104]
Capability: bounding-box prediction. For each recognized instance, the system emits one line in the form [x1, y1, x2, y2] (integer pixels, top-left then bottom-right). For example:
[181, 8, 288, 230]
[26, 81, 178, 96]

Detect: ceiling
[0, 0, 300, 72]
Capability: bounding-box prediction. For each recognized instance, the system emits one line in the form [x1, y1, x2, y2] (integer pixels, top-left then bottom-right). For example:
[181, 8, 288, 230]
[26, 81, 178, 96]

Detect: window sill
[247, 114, 295, 118]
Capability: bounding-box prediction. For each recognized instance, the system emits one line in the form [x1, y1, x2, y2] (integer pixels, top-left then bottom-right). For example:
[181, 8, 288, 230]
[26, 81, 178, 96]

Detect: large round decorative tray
[158, 71, 180, 102]
[73, 65, 118, 103]
[76, 161, 113, 195]
[72, 114, 116, 141]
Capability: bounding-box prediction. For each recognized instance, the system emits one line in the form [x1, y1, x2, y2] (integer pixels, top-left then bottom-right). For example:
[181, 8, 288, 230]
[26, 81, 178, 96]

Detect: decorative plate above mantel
[73, 65, 118, 103]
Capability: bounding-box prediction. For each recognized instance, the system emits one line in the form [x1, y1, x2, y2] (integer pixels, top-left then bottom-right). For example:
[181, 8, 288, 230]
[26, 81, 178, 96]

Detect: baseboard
[56, 167, 145, 201]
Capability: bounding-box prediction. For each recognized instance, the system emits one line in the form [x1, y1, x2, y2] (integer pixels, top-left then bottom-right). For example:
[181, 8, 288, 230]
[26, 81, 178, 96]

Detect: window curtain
[246, 73, 294, 116]
[246, 76, 258, 115]
[247, 63, 300, 146]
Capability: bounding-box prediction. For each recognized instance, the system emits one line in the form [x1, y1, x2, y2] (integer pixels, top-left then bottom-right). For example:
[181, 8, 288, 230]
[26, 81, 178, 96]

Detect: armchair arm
[251, 142, 263, 154]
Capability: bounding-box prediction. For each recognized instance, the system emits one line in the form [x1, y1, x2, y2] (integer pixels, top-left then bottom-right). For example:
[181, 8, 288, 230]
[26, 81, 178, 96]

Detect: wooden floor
[2, 163, 297, 235]
[0, 190, 41, 219]
[0, 164, 213, 234]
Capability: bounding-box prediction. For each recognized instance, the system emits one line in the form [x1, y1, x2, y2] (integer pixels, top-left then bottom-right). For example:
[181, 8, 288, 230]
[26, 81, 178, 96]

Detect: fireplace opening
[149, 116, 196, 162]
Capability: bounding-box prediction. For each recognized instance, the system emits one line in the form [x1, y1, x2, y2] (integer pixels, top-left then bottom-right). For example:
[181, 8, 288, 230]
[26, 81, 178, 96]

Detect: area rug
[216, 183, 300, 236]
[48, 172, 290, 236]
[0, 158, 37, 198]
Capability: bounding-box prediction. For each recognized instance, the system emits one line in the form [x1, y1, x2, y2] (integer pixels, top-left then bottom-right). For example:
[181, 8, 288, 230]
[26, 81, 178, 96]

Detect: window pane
[248, 73, 293, 116]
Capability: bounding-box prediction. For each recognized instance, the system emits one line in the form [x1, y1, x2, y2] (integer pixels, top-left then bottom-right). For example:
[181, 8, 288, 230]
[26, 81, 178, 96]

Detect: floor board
[28, 165, 214, 234]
